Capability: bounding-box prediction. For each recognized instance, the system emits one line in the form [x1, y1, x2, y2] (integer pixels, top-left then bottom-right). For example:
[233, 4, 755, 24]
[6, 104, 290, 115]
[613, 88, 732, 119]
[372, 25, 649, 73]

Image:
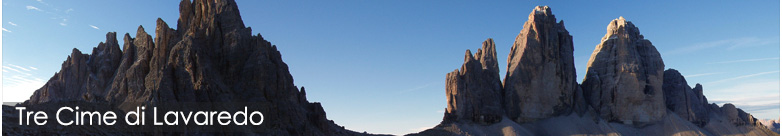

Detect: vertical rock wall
[581, 17, 667, 125]
[444, 39, 504, 124]
[503, 6, 579, 123]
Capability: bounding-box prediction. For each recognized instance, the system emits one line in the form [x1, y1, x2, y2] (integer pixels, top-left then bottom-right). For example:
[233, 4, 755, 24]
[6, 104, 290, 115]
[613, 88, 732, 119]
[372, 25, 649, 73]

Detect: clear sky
[2, 0, 780, 135]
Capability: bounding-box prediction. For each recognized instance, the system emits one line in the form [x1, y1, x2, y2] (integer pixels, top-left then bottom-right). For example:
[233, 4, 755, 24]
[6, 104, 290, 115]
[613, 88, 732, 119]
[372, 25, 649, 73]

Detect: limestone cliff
[503, 6, 579, 123]
[416, 6, 777, 136]
[581, 16, 667, 125]
[443, 39, 504, 124]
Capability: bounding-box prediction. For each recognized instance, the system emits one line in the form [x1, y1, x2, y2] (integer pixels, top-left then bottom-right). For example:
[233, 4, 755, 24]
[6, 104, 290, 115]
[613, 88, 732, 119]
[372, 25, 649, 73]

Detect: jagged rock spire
[477, 38, 499, 74]
[503, 5, 578, 123]
[21, 0, 358, 135]
[444, 38, 503, 124]
[177, 0, 246, 35]
[26, 32, 122, 104]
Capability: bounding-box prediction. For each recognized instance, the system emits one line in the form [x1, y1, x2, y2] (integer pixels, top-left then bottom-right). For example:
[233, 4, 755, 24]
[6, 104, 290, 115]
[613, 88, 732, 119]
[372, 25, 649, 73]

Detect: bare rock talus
[581, 17, 666, 125]
[444, 38, 503, 124]
[503, 6, 578, 123]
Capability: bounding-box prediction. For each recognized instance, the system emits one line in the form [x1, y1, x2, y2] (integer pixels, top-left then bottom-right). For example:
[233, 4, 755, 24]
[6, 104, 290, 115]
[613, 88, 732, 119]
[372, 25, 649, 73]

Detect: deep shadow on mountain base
[411, 111, 774, 136]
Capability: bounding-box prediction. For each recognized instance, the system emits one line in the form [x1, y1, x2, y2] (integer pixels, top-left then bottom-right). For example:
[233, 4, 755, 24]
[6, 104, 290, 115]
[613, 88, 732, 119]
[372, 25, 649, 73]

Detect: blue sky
[2, 0, 780, 135]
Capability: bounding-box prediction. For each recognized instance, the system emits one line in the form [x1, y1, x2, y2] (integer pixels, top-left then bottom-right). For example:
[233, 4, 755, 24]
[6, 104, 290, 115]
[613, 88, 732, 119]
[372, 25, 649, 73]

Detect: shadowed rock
[27, 32, 122, 104]
[503, 6, 578, 123]
[18, 0, 375, 135]
[663, 69, 709, 126]
[444, 38, 503, 125]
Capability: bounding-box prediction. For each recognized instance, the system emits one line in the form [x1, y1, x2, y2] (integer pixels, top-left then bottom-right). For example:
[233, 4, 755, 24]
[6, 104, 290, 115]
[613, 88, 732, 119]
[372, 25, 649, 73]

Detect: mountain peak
[504, 5, 577, 123]
[528, 6, 556, 22]
[15, 0, 364, 135]
[177, 0, 246, 34]
[478, 38, 498, 73]
[444, 38, 503, 124]
[604, 16, 643, 41]
[532, 6, 551, 16]
[583, 16, 666, 125]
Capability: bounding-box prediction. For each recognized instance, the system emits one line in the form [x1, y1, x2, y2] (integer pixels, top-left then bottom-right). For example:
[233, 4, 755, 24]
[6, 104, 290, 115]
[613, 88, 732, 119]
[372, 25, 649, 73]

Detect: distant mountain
[761, 119, 780, 133]
[411, 6, 778, 136]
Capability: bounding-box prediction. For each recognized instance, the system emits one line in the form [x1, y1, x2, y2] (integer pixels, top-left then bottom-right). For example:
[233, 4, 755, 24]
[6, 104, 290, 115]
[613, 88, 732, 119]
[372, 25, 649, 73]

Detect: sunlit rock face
[581, 16, 666, 125]
[503, 6, 579, 123]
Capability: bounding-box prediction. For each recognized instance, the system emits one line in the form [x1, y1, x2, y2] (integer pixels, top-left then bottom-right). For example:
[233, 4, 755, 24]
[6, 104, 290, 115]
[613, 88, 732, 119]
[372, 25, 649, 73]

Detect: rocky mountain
[443, 38, 504, 125]
[503, 6, 579, 123]
[2, 1, 776, 135]
[4, 0, 381, 135]
[581, 16, 667, 125]
[663, 69, 710, 126]
[412, 6, 778, 136]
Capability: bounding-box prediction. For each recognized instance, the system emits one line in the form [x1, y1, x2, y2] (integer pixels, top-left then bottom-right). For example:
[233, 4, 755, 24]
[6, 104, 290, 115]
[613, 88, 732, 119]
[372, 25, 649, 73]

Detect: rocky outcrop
[104, 26, 155, 109]
[703, 103, 777, 135]
[723, 104, 741, 124]
[693, 84, 708, 105]
[663, 69, 709, 126]
[721, 104, 763, 126]
[443, 38, 503, 124]
[581, 16, 666, 125]
[503, 6, 578, 123]
[15, 0, 372, 135]
[661, 69, 775, 135]
[739, 109, 762, 126]
[26, 32, 123, 104]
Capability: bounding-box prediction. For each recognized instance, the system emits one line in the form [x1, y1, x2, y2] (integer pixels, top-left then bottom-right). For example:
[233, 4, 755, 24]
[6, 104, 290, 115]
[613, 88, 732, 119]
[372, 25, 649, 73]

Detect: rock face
[503, 6, 578, 123]
[662, 69, 709, 126]
[424, 6, 778, 136]
[660, 69, 775, 135]
[27, 32, 123, 104]
[722, 104, 763, 126]
[581, 17, 666, 125]
[16, 0, 369, 135]
[705, 103, 775, 135]
[443, 39, 504, 124]
[723, 104, 741, 124]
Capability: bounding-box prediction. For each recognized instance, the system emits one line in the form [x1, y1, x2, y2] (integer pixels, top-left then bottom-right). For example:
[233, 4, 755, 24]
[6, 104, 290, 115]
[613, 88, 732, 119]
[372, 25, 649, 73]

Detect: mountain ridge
[413, 6, 778, 136]
[1, 2, 777, 136]
[5, 0, 381, 135]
